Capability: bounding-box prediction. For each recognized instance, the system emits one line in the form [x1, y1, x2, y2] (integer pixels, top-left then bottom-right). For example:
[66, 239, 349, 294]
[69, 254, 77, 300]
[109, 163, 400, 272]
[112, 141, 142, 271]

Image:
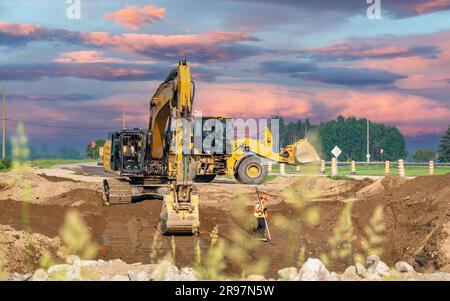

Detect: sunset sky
[1, 0, 450, 150]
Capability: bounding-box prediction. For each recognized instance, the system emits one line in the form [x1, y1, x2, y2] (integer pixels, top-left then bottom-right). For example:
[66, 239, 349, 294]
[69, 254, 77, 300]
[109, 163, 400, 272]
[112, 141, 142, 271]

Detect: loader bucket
[293, 139, 320, 164]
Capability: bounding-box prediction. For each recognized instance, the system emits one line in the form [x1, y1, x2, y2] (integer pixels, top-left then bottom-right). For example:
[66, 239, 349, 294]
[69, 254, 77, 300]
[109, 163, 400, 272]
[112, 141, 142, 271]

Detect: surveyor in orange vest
[254, 192, 269, 242]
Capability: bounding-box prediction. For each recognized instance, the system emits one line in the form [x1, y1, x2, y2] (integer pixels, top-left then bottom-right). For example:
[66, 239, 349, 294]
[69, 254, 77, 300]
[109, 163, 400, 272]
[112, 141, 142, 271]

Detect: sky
[0, 0, 450, 150]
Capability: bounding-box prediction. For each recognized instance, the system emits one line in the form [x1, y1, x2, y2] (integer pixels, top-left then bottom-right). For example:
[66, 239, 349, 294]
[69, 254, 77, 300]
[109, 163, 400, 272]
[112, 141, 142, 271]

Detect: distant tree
[412, 149, 436, 162]
[317, 116, 407, 161]
[86, 139, 105, 159]
[438, 125, 450, 163]
[56, 146, 83, 159]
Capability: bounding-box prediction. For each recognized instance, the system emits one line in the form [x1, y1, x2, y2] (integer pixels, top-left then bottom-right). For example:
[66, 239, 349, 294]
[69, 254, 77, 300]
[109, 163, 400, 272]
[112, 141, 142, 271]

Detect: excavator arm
[149, 61, 199, 234]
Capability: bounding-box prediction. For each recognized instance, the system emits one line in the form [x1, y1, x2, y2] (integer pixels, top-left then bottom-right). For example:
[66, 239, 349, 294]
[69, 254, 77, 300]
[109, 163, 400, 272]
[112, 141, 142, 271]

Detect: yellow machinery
[102, 60, 320, 234]
[189, 127, 320, 185]
[102, 60, 199, 235]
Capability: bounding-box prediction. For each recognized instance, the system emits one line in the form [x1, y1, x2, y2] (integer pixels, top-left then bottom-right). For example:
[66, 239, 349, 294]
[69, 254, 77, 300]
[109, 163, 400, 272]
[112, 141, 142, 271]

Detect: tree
[438, 125, 450, 163]
[86, 139, 105, 159]
[412, 149, 436, 162]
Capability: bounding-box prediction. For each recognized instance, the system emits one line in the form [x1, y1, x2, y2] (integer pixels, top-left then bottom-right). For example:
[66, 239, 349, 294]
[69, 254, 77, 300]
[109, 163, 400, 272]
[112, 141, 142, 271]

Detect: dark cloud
[297, 67, 407, 86]
[0, 63, 217, 82]
[297, 44, 441, 62]
[9, 93, 98, 102]
[224, 0, 450, 18]
[260, 60, 318, 74]
[259, 60, 407, 86]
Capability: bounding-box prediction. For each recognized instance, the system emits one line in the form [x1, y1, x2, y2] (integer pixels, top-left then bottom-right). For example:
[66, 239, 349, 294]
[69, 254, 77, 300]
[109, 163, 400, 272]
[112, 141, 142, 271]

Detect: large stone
[128, 271, 150, 281]
[368, 260, 390, 277]
[29, 269, 50, 281]
[179, 267, 198, 281]
[341, 266, 360, 280]
[246, 274, 266, 281]
[366, 255, 380, 267]
[101, 275, 130, 281]
[150, 260, 180, 281]
[395, 262, 414, 273]
[47, 264, 71, 280]
[355, 263, 367, 277]
[277, 267, 299, 281]
[298, 258, 331, 281]
[10, 272, 32, 281]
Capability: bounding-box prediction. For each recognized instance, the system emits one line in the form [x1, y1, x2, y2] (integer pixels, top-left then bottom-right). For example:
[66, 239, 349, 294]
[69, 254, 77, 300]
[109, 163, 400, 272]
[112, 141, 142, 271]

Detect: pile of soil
[0, 225, 61, 275]
[352, 174, 450, 271]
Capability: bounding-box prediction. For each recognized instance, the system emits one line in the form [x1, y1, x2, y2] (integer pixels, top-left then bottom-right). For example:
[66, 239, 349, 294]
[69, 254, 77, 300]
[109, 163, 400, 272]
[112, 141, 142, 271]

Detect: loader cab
[108, 129, 145, 175]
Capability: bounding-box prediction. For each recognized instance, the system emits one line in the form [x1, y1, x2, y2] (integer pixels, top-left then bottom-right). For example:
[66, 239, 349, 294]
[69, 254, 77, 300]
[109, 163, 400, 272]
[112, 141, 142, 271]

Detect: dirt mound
[353, 174, 450, 271]
[288, 176, 374, 200]
[356, 176, 408, 198]
[45, 189, 103, 207]
[0, 171, 100, 204]
[0, 225, 61, 275]
[37, 173, 79, 183]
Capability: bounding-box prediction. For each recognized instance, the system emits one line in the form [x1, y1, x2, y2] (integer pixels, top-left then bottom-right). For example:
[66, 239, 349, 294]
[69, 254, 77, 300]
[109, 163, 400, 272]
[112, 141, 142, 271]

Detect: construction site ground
[1, 163, 449, 278]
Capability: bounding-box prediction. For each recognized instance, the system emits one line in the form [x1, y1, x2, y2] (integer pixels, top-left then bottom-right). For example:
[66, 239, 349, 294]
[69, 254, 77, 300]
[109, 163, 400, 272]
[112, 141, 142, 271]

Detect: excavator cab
[106, 129, 145, 176]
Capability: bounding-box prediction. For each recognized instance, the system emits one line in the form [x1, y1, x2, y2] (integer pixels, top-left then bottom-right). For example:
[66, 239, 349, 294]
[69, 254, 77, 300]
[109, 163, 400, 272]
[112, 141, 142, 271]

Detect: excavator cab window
[121, 132, 143, 172]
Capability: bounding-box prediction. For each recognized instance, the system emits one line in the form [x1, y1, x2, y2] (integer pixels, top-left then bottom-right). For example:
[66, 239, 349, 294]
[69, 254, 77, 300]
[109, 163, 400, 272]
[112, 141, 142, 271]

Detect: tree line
[277, 116, 408, 162]
[278, 116, 450, 163]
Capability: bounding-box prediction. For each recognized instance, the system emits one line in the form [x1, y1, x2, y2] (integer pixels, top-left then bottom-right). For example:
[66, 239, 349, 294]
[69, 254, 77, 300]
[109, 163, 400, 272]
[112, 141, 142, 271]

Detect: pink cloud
[53, 50, 155, 65]
[104, 5, 166, 30]
[0, 22, 260, 63]
[408, 0, 450, 14]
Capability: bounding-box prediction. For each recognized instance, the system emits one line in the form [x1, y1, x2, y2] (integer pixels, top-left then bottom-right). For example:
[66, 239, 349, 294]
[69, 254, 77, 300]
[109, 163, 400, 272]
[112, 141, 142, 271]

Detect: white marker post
[331, 146, 342, 177]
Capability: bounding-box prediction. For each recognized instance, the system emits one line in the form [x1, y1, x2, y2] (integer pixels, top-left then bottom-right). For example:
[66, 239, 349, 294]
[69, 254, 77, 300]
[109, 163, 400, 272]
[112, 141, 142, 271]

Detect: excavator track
[103, 178, 132, 206]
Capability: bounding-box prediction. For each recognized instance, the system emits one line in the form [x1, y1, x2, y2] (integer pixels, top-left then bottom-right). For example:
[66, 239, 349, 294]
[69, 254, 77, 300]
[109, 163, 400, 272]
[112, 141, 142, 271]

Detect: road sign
[366, 153, 371, 159]
[331, 146, 342, 158]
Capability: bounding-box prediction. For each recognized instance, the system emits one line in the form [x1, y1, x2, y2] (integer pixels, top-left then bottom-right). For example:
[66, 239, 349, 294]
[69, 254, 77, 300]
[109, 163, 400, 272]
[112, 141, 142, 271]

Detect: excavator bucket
[293, 139, 320, 164]
[159, 193, 200, 235]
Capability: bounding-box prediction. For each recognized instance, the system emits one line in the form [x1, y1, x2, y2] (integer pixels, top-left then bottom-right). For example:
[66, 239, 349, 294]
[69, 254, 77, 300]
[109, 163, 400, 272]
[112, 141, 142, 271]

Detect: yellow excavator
[102, 60, 199, 235]
[102, 60, 320, 235]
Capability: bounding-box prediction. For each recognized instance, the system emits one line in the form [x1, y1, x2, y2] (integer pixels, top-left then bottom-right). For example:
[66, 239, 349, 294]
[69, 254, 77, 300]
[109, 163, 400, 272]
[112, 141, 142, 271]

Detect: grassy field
[28, 159, 97, 169]
[269, 163, 450, 177]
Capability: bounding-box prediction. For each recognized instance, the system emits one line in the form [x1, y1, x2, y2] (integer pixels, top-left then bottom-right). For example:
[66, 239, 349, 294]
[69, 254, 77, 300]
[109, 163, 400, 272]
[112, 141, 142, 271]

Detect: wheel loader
[102, 60, 320, 235]
[188, 124, 320, 185]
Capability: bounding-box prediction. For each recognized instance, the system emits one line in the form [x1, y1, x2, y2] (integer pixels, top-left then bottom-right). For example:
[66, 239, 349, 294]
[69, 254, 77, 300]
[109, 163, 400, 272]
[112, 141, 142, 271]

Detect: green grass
[270, 163, 450, 177]
[29, 159, 96, 169]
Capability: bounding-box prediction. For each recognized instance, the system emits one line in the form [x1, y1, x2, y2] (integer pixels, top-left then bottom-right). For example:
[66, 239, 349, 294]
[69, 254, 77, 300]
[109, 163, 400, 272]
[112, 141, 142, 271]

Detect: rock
[101, 275, 130, 281]
[150, 260, 179, 281]
[329, 272, 339, 281]
[246, 274, 266, 281]
[47, 264, 70, 279]
[66, 255, 81, 264]
[80, 260, 99, 267]
[179, 267, 198, 281]
[277, 267, 299, 281]
[341, 266, 360, 280]
[367, 260, 390, 277]
[355, 263, 367, 277]
[29, 269, 50, 281]
[128, 271, 150, 281]
[366, 255, 380, 267]
[298, 258, 330, 281]
[395, 261, 414, 273]
[10, 272, 32, 281]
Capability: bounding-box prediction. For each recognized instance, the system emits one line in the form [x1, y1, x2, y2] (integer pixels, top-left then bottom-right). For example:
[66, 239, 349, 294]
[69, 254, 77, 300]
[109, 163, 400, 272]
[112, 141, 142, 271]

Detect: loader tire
[236, 156, 267, 185]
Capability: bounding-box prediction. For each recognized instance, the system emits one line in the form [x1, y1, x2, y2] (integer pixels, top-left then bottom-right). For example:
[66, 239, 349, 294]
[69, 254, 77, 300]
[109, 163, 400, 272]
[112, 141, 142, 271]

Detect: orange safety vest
[254, 203, 267, 219]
